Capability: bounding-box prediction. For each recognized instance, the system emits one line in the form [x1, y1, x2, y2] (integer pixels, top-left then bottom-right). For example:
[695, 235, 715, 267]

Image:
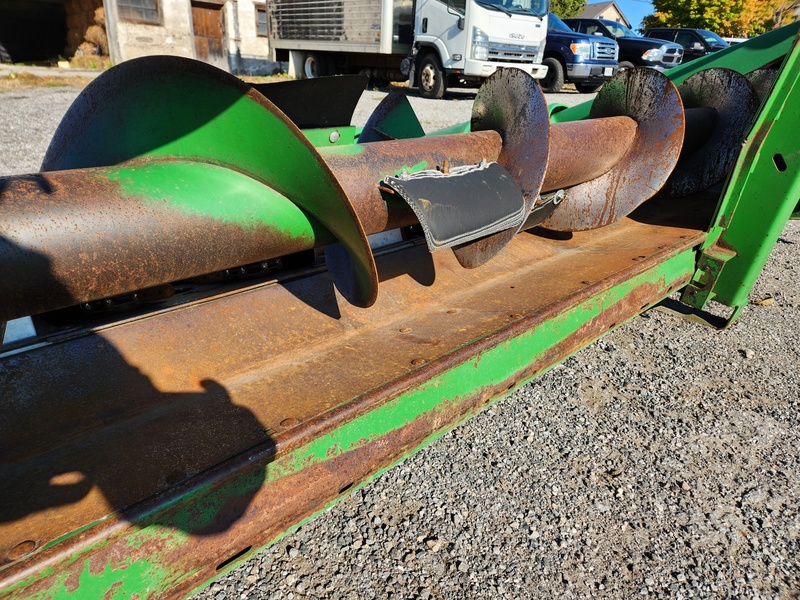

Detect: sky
[612, 0, 656, 31]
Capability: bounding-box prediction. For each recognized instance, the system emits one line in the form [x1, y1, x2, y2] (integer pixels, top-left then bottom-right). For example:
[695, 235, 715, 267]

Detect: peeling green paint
[45, 558, 166, 600]
[18, 554, 170, 600]
[192, 252, 695, 596]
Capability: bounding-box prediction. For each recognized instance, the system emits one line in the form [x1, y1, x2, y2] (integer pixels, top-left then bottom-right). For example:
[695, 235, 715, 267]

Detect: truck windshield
[699, 30, 729, 47]
[474, 0, 548, 18]
[548, 13, 574, 32]
[603, 21, 638, 38]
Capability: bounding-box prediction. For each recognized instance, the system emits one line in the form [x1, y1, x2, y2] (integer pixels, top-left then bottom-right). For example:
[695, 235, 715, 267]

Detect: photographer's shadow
[0, 236, 273, 562]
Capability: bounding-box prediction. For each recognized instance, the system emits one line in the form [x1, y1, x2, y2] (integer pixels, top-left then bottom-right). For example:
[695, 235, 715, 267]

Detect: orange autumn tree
[642, 0, 797, 37]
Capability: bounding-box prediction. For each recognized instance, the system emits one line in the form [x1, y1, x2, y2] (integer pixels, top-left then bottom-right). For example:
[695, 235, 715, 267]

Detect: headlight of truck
[472, 27, 489, 61]
[642, 46, 666, 61]
[570, 41, 592, 60]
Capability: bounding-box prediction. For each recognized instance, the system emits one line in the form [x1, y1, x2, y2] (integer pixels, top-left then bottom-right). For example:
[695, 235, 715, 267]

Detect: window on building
[255, 5, 268, 37]
[118, 0, 161, 24]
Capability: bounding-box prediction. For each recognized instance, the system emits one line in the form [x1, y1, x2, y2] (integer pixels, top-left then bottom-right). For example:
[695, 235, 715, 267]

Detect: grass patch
[0, 68, 299, 93]
[0, 72, 94, 92]
[239, 73, 293, 85]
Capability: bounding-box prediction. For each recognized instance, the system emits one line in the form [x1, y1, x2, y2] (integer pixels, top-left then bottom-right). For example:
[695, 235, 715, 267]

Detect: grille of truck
[488, 43, 540, 63]
[662, 47, 683, 64]
[592, 39, 618, 60]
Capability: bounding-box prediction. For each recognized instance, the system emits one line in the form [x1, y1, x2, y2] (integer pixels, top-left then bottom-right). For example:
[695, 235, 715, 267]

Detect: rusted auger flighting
[0, 57, 758, 325]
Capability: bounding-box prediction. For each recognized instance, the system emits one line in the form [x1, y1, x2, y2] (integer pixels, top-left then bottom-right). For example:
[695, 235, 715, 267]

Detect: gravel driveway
[1, 80, 797, 599]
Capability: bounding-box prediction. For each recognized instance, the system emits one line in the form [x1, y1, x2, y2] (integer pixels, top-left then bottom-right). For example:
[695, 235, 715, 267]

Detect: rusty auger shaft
[0, 57, 758, 322]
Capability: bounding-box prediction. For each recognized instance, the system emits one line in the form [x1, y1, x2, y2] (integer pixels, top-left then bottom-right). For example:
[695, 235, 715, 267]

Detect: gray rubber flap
[383, 161, 525, 251]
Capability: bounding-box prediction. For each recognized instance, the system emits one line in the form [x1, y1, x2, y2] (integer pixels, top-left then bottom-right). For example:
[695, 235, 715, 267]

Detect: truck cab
[541, 12, 618, 94]
[644, 28, 729, 62]
[413, 0, 549, 98]
[564, 17, 683, 71]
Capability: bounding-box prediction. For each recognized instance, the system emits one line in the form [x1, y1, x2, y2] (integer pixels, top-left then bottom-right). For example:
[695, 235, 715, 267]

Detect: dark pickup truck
[644, 28, 729, 62]
[564, 17, 683, 71]
[541, 12, 618, 94]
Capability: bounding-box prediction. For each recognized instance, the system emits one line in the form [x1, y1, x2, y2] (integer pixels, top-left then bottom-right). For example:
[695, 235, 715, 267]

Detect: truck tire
[575, 82, 602, 93]
[618, 60, 635, 72]
[0, 41, 11, 64]
[418, 53, 446, 99]
[302, 52, 331, 79]
[540, 57, 564, 93]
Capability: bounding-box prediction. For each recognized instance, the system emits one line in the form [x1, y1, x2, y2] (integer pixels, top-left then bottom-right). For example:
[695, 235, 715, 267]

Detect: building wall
[225, 0, 279, 74]
[105, 0, 194, 62]
[105, 0, 279, 74]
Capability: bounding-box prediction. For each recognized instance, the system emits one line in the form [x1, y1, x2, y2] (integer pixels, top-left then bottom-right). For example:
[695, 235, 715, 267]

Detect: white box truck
[268, 0, 549, 98]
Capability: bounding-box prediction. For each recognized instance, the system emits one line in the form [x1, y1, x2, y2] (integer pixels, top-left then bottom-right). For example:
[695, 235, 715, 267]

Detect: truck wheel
[540, 57, 564, 93]
[0, 42, 11, 64]
[618, 61, 635, 72]
[418, 54, 446, 99]
[302, 52, 330, 79]
[575, 82, 602, 93]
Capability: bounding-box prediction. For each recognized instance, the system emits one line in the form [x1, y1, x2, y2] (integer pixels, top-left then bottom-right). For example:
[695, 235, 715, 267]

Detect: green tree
[642, 0, 797, 37]
[550, 0, 586, 18]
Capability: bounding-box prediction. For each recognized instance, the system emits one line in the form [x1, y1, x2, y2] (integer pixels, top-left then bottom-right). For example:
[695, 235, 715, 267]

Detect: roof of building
[575, 2, 631, 28]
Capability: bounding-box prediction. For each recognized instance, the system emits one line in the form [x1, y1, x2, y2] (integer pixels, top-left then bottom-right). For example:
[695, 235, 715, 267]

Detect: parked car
[563, 17, 683, 71]
[541, 12, 618, 93]
[644, 28, 729, 61]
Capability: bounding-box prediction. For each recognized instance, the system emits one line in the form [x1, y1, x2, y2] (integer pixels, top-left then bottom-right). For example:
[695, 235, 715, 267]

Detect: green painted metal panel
[301, 126, 359, 147]
[427, 121, 471, 136]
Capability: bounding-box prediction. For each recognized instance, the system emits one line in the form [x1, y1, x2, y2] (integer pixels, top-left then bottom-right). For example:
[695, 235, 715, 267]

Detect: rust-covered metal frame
[1, 195, 708, 598]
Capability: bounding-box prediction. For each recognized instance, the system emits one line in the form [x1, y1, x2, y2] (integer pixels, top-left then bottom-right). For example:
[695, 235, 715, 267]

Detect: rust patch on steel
[660, 68, 760, 198]
[321, 131, 503, 235]
[541, 68, 686, 232]
[544, 117, 637, 192]
[451, 228, 517, 269]
[453, 68, 550, 268]
[0, 167, 314, 322]
[471, 68, 550, 208]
